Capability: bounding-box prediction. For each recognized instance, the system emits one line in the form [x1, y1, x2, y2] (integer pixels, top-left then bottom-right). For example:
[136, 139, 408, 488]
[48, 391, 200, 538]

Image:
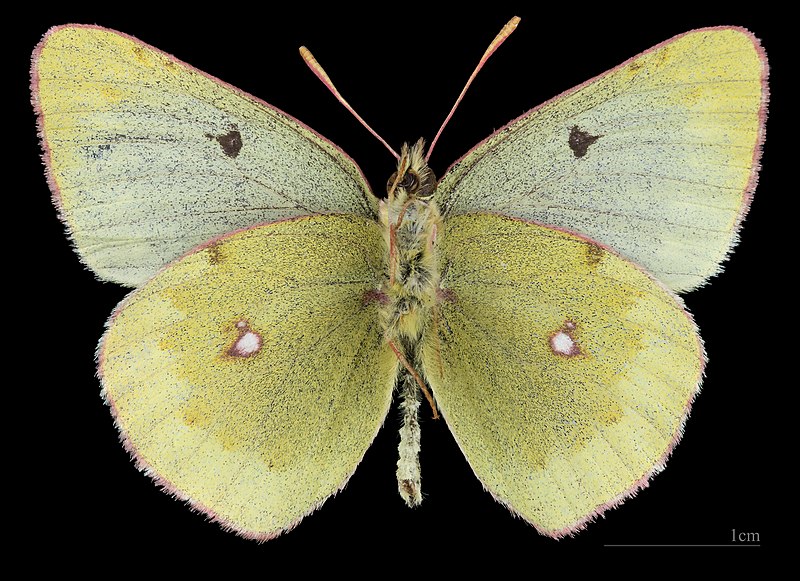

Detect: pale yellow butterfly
[32, 18, 768, 545]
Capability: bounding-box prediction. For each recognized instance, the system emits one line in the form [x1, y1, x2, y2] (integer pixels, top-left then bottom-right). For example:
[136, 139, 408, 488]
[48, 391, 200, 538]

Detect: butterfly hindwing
[100, 214, 396, 539]
[32, 25, 376, 287]
[422, 213, 704, 536]
[435, 27, 767, 292]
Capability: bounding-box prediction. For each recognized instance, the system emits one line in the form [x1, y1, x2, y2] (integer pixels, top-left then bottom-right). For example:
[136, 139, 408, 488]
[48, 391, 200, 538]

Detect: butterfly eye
[401, 171, 420, 192]
[387, 170, 420, 195]
[415, 170, 437, 200]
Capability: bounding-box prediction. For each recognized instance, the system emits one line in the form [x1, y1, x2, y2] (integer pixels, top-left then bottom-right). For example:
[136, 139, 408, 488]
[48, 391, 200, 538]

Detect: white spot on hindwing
[551, 332, 575, 354]
[549, 320, 582, 357]
[227, 320, 262, 358]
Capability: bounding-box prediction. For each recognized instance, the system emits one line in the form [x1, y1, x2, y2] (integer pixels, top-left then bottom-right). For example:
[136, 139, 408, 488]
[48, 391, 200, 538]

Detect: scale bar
[604, 544, 761, 548]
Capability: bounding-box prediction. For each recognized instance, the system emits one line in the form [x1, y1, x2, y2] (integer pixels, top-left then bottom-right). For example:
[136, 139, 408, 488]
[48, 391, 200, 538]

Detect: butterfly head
[386, 139, 437, 202]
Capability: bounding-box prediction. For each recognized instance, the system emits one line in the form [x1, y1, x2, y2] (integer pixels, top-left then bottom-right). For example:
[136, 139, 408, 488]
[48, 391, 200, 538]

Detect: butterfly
[31, 19, 768, 541]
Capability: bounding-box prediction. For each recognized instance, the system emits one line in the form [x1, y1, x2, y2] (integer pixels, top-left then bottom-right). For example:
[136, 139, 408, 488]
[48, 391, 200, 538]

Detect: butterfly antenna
[300, 46, 400, 160]
[426, 16, 520, 162]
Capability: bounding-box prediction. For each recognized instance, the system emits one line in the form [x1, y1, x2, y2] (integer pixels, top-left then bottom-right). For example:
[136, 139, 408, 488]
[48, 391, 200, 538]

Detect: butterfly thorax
[379, 140, 441, 348]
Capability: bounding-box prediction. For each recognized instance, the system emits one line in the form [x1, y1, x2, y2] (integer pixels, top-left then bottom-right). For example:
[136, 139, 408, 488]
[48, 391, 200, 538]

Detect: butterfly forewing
[33, 25, 377, 287]
[435, 27, 768, 292]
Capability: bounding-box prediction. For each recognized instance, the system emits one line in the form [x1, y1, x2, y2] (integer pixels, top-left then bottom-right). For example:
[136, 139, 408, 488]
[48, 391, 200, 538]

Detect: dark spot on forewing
[206, 126, 243, 158]
[568, 126, 602, 158]
[218, 130, 243, 157]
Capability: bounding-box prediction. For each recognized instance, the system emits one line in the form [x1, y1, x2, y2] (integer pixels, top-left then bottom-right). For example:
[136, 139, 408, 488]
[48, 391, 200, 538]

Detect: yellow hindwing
[100, 214, 396, 539]
[422, 213, 704, 536]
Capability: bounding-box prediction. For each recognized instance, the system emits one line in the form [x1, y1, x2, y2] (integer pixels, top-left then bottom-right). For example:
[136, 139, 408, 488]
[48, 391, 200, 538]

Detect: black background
[14, 4, 782, 567]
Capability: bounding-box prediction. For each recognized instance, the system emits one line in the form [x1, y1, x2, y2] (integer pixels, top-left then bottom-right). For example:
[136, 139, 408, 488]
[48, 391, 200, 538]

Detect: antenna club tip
[507, 16, 521, 30]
